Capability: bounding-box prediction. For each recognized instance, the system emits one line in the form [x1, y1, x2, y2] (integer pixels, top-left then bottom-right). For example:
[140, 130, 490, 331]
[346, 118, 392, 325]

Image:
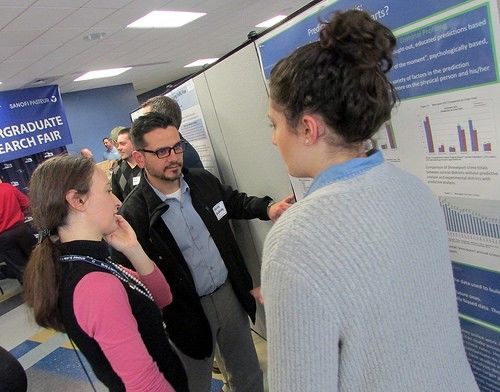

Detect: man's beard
[147, 161, 182, 182]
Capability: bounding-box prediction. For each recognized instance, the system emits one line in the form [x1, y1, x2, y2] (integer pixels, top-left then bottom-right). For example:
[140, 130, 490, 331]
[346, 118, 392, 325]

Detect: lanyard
[59, 254, 154, 302]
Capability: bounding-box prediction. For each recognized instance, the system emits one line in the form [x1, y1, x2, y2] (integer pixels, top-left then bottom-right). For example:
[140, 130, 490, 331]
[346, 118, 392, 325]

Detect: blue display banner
[391, 5, 497, 99]
[258, 0, 470, 79]
[452, 262, 499, 328]
[0, 85, 72, 163]
[459, 317, 500, 391]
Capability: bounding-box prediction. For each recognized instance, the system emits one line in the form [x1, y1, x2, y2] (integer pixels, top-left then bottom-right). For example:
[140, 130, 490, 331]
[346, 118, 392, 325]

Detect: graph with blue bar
[440, 198, 500, 241]
[419, 96, 496, 157]
[424, 116, 493, 154]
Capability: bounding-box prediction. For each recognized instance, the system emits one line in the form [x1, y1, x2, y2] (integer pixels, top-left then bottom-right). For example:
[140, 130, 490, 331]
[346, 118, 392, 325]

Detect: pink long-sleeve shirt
[73, 264, 175, 392]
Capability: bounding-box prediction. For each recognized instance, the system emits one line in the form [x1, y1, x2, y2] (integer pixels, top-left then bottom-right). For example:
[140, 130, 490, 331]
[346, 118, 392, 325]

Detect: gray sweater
[262, 161, 478, 392]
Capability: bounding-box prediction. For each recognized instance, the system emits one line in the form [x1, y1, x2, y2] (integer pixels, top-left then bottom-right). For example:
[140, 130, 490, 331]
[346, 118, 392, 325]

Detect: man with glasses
[141, 95, 204, 169]
[113, 112, 293, 392]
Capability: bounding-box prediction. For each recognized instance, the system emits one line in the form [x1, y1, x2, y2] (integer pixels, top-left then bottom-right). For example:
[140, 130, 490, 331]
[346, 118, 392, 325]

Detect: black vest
[57, 240, 188, 392]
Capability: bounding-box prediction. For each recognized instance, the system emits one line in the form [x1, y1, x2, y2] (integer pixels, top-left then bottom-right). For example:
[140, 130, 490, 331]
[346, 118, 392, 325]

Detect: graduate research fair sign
[0, 85, 72, 163]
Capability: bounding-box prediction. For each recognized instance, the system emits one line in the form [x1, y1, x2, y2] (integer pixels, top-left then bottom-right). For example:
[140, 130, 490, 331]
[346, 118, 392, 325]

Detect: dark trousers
[0, 346, 27, 392]
[0, 222, 36, 283]
[173, 281, 263, 392]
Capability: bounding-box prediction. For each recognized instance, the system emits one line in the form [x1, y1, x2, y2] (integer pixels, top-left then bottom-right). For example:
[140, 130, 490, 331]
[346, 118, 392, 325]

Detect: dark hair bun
[319, 9, 396, 72]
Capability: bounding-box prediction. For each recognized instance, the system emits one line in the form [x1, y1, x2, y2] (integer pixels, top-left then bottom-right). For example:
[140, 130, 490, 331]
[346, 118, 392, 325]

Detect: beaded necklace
[59, 254, 154, 302]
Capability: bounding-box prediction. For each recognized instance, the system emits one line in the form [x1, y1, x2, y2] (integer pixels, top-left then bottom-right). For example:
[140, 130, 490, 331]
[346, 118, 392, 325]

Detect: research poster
[166, 80, 220, 178]
[256, 1, 500, 389]
[0, 85, 72, 163]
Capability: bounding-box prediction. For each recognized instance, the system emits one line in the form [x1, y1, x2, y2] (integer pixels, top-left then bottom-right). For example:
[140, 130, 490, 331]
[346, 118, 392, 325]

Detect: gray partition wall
[193, 44, 293, 336]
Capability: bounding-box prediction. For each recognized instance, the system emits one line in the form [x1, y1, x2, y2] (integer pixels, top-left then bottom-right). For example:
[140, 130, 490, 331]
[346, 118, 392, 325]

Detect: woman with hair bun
[23, 155, 188, 392]
[262, 10, 478, 392]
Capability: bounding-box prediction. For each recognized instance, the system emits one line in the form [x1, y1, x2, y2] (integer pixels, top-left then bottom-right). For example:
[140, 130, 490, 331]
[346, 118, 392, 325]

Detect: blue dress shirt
[150, 176, 228, 296]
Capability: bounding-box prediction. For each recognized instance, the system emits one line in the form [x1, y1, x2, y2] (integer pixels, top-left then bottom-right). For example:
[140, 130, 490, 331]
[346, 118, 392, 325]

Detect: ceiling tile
[0, 60, 33, 79]
[0, 6, 27, 29]
[0, 29, 44, 46]
[4, 6, 75, 30]
[31, 28, 82, 46]
[55, 7, 117, 29]
[33, 0, 87, 6]
[83, 0, 131, 8]
[16, 55, 65, 79]
[0, 45, 22, 62]
[8, 43, 59, 62]
[0, 1, 33, 6]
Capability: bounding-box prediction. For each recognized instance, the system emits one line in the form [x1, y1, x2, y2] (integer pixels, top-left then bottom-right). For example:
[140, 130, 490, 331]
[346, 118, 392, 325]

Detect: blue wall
[61, 83, 138, 162]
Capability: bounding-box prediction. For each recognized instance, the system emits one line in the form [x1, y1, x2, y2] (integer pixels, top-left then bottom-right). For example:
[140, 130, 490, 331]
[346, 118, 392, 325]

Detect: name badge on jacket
[132, 176, 141, 186]
[213, 201, 227, 220]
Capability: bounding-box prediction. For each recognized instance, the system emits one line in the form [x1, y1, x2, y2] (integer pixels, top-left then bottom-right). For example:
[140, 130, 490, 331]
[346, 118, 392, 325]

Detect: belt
[200, 280, 227, 298]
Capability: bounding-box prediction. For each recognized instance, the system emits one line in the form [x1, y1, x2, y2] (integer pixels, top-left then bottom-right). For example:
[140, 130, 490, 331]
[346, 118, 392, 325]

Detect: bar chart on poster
[441, 198, 500, 241]
[398, 89, 500, 200]
[420, 97, 496, 156]
[373, 120, 400, 163]
[441, 196, 500, 272]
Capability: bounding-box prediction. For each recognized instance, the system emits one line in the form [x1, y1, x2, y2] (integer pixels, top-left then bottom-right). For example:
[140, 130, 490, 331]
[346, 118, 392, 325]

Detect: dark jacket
[112, 168, 271, 359]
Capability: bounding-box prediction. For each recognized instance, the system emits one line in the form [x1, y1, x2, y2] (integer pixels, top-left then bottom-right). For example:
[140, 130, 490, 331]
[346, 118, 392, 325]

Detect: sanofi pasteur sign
[0, 85, 72, 163]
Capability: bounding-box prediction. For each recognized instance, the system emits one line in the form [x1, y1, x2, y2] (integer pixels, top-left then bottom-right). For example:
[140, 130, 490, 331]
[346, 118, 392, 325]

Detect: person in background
[0, 346, 27, 392]
[261, 9, 478, 392]
[113, 112, 293, 392]
[142, 96, 204, 169]
[23, 155, 188, 392]
[110, 126, 126, 144]
[112, 128, 141, 201]
[0, 181, 35, 283]
[80, 148, 93, 159]
[102, 137, 120, 161]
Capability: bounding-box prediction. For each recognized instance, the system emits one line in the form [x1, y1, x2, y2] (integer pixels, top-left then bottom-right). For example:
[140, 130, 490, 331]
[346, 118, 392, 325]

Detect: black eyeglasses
[139, 140, 186, 158]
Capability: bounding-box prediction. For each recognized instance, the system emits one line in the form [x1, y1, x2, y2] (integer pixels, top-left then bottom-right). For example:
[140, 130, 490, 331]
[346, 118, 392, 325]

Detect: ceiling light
[74, 67, 132, 81]
[256, 15, 287, 28]
[184, 58, 219, 68]
[127, 11, 206, 28]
